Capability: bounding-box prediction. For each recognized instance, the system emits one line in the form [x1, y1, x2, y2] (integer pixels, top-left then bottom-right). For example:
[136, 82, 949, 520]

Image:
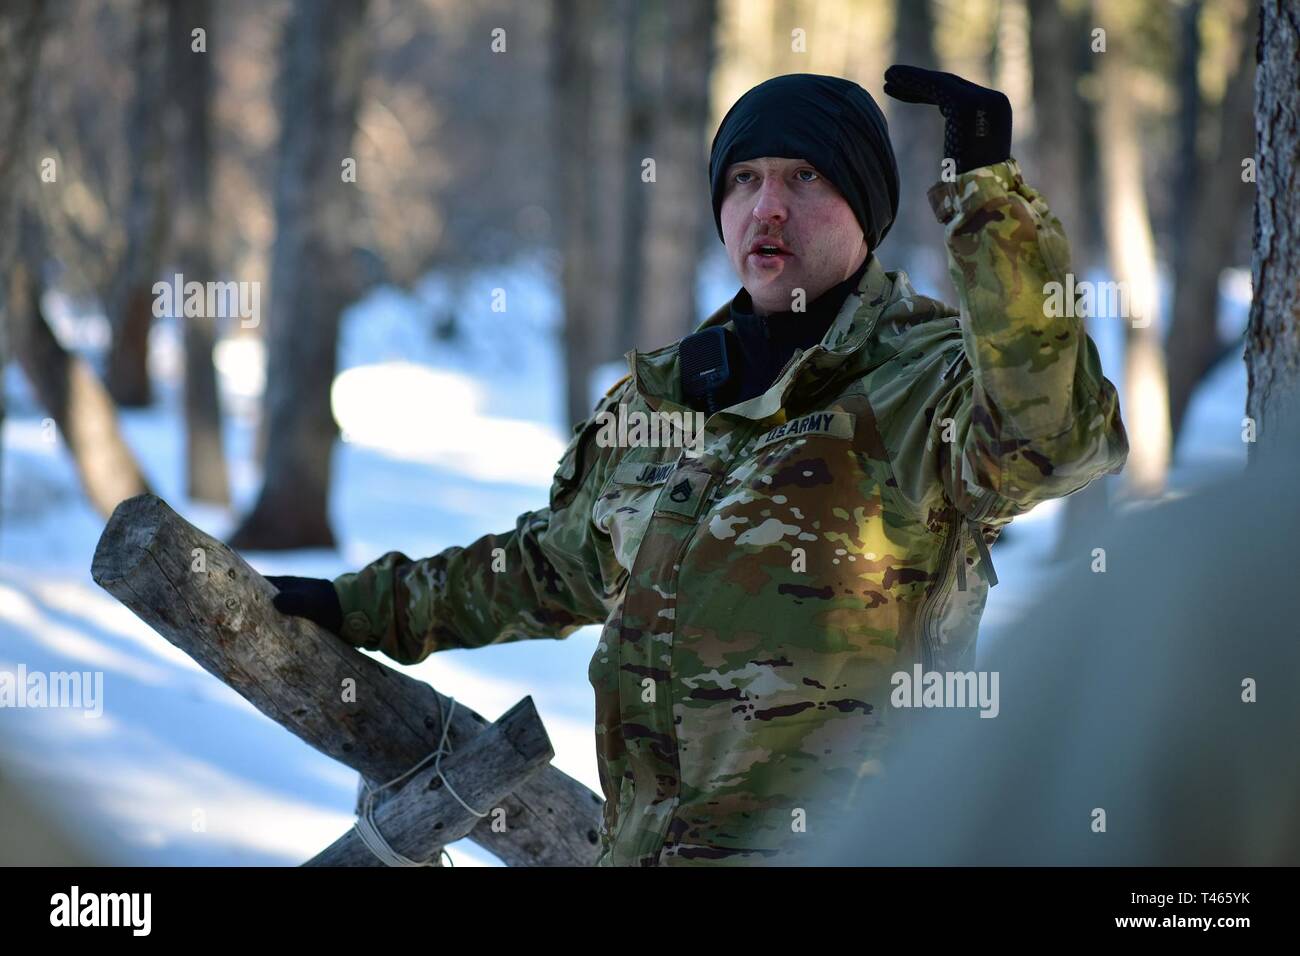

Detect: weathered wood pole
[91, 494, 604, 866]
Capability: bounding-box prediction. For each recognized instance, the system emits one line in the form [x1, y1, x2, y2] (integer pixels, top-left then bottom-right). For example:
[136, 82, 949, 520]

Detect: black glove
[883, 65, 1012, 174]
[266, 575, 343, 636]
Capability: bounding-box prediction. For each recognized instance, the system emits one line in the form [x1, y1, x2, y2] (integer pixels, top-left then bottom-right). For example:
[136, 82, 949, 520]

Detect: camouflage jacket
[332, 160, 1129, 866]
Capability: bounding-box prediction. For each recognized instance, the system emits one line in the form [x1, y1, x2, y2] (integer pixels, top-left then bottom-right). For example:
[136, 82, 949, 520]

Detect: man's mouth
[748, 239, 794, 263]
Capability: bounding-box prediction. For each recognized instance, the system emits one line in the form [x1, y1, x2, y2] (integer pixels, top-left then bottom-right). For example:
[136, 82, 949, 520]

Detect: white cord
[352, 694, 491, 867]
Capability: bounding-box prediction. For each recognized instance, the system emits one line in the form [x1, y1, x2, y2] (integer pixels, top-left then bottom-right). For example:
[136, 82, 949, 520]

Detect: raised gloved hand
[883, 65, 1012, 174]
[266, 575, 343, 636]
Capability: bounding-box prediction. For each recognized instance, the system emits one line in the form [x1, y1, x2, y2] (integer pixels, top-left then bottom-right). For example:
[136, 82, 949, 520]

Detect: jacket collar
[625, 254, 903, 422]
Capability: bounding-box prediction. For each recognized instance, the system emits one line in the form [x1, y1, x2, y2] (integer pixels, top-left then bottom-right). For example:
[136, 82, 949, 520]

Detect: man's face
[720, 156, 869, 316]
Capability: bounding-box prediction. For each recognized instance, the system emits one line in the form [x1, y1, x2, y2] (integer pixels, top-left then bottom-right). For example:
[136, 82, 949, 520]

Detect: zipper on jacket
[915, 507, 962, 672]
[773, 347, 805, 385]
[918, 495, 1003, 668]
[956, 493, 1001, 591]
[955, 516, 999, 591]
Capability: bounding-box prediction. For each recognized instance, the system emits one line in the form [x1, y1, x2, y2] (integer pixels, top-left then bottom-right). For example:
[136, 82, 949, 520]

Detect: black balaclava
[708, 73, 900, 252]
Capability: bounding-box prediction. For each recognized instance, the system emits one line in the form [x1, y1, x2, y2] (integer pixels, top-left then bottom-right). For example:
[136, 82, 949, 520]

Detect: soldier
[269, 68, 1128, 866]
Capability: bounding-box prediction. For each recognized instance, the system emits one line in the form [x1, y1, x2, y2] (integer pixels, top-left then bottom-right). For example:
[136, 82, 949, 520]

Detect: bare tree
[1027, 0, 1085, 263]
[887, 0, 947, 298]
[9, 209, 153, 518]
[632, 0, 718, 352]
[551, 0, 636, 425]
[230, 0, 370, 550]
[3, 2, 151, 518]
[1095, 0, 1170, 497]
[0, 0, 49, 524]
[104, 0, 169, 408]
[1031, 0, 1113, 560]
[166, 0, 230, 505]
[1166, 0, 1256, 452]
[1244, 0, 1300, 456]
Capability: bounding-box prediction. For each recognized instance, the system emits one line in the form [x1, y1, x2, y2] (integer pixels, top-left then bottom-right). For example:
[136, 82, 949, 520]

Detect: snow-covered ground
[0, 252, 1250, 865]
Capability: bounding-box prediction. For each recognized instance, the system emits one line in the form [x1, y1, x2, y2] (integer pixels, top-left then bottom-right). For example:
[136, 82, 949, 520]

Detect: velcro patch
[753, 411, 856, 451]
[653, 470, 710, 518]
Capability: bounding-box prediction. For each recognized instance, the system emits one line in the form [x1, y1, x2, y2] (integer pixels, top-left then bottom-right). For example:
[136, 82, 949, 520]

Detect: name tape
[611, 459, 677, 487]
[753, 410, 855, 451]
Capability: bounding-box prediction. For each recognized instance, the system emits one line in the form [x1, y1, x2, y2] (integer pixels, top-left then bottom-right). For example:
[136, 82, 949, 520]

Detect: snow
[0, 250, 1251, 865]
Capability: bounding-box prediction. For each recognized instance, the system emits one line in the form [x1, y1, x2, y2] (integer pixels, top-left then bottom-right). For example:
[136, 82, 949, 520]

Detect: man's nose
[752, 178, 790, 225]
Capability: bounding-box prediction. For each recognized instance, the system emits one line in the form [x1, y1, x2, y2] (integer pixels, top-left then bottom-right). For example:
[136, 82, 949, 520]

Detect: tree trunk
[552, 0, 634, 425]
[888, 0, 947, 298]
[91, 493, 605, 866]
[553, 0, 594, 426]
[167, 0, 230, 505]
[105, 0, 169, 409]
[0, 0, 49, 532]
[1095, 0, 1170, 498]
[633, 0, 717, 351]
[992, 0, 1033, 159]
[230, 0, 370, 550]
[9, 212, 152, 518]
[1166, 0, 1256, 452]
[1244, 0, 1300, 458]
[1027, 0, 1084, 260]
[1037, 0, 1112, 559]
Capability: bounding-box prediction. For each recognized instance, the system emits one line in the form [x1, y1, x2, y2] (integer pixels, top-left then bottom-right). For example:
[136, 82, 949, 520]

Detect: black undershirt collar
[727, 255, 871, 405]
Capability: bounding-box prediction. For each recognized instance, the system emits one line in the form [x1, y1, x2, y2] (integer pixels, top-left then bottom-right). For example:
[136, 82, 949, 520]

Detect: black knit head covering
[708, 73, 900, 251]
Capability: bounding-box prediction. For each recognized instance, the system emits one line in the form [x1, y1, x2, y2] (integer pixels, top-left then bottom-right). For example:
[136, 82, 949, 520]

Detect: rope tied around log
[353, 694, 491, 867]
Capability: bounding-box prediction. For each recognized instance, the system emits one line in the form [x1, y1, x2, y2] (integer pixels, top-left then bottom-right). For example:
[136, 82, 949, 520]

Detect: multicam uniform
[332, 160, 1129, 866]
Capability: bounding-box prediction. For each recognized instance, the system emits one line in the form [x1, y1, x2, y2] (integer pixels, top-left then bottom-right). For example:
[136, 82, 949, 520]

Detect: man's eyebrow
[725, 160, 815, 175]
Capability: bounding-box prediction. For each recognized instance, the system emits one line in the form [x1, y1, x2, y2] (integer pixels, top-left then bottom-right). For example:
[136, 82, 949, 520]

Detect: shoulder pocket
[552, 377, 632, 510]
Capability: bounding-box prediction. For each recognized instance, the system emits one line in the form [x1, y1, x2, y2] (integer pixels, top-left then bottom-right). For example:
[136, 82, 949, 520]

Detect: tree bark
[91, 493, 605, 866]
[1167, 0, 1257, 452]
[230, 0, 370, 549]
[1244, 0, 1300, 458]
[105, 0, 169, 409]
[552, 0, 635, 425]
[305, 696, 553, 866]
[888, 0, 947, 298]
[0, 0, 49, 532]
[1027, 0, 1085, 261]
[9, 212, 153, 518]
[166, 0, 230, 505]
[633, 0, 717, 352]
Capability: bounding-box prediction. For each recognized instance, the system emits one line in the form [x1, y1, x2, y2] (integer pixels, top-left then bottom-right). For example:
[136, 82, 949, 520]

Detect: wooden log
[91, 494, 604, 866]
[306, 696, 552, 866]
